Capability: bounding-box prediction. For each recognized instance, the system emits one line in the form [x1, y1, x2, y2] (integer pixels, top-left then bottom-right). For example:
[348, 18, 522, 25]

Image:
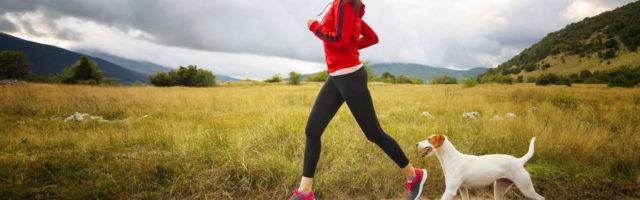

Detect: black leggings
[302, 67, 410, 178]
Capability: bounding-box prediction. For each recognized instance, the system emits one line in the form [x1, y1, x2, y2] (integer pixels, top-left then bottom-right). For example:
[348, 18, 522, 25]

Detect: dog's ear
[430, 134, 446, 148]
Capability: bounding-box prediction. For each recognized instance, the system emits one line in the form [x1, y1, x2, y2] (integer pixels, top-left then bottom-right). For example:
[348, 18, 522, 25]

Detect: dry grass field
[1, 82, 639, 199]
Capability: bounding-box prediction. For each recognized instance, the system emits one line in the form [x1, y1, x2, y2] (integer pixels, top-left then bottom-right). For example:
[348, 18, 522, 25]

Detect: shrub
[536, 74, 556, 85]
[526, 76, 537, 83]
[461, 78, 479, 88]
[288, 71, 302, 85]
[410, 77, 423, 84]
[102, 78, 123, 86]
[524, 64, 536, 72]
[149, 65, 216, 87]
[569, 73, 583, 83]
[546, 89, 579, 109]
[431, 75, 457, 84]
[133, 81, 147, 87]
[536, 73, 571, 86]
[580, 70, 592, 79]
[265, 74, 282, 83]
[517, 75, 524, 83]
[605, 39, 618, 49]
[603, 49, 616, 59]
[480, 73, 513, 84]
[608, 74, 634, 87]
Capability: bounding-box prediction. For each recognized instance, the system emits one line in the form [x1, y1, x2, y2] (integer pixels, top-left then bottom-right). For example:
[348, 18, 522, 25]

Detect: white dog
[417, 135, 544, 200]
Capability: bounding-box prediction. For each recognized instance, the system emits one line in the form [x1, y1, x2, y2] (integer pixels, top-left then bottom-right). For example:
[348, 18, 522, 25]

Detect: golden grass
[0, 82, 639, 199]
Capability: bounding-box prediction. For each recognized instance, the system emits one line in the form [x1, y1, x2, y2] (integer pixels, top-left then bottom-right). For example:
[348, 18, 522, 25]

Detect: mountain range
[76, 50, 241, 82]
[2, 32, 488, 83]
[368, 63, 488, 81]
[0, 32, 149, 84]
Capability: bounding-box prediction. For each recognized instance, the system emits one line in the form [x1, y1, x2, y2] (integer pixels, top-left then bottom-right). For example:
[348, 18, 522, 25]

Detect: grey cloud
[0, 0, 636, 70]
[0, 0, 327, 61]
[0, 17, 16, 31]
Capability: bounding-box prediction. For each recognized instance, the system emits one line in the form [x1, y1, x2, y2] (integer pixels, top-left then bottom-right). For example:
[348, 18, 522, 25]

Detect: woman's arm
[308, 2, 356, 48]
[358, 20, 378, 49]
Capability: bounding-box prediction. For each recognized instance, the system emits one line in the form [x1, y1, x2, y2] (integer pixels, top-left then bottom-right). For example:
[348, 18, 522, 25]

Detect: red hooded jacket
[309, 0, 378, 72]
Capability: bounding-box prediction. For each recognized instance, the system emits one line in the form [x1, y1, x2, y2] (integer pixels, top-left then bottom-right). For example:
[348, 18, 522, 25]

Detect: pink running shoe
[289, 190, 315, 200]
[404, 168, 428, 200]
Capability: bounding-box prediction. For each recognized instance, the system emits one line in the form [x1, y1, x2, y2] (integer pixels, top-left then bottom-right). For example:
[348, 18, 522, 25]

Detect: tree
[363, 61, 378, 81]
[192, 68, 216, 87]
[149, 72, 172, 86]
[59, 56, 104, 84]
[305, 71, 329, 82]
[396, 75, 412, 84]
[288, 71, 302, 85]
[380, 71, 396, 83]
[0, 51, 33, 80]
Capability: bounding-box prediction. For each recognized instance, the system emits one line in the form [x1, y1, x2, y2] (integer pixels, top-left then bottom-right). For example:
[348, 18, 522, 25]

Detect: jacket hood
[359, 4, 366, 18]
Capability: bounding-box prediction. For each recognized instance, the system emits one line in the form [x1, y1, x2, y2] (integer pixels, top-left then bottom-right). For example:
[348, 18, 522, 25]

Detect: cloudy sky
[0, 0, 635, 79]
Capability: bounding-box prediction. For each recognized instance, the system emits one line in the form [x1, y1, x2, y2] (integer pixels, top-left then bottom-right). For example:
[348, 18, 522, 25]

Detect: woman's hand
[307, 19, 316, 29]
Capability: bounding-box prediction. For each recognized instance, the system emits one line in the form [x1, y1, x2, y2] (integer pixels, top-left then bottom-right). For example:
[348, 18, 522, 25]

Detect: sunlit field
[1, 82, 638, 199]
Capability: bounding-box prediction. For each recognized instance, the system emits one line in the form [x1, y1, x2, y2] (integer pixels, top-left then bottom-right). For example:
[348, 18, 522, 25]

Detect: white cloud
[562, 0, 627, 20]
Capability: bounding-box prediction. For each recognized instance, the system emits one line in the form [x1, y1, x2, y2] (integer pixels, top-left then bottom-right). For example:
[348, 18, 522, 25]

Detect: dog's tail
[519, 137, 536, 165]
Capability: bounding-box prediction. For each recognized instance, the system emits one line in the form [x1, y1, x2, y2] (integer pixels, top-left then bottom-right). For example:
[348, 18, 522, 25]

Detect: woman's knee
[305, 126, 323, 140]
[363, 130, 389, 143]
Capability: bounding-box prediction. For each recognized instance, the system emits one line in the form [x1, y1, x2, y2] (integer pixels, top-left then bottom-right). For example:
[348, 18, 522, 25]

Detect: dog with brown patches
[417, 135, 544, 200]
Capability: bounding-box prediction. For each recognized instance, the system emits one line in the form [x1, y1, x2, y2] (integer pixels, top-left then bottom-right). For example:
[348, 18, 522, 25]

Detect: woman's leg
[331, 67, 412, 176]
[299, 77, 344, 192]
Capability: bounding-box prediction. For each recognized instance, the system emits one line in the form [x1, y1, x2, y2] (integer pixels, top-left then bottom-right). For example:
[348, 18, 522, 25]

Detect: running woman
[289, 0, 427, 200]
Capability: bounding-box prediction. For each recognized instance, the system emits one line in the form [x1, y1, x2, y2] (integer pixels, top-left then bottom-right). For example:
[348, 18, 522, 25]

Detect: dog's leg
[459, 187, 470, 200]
[440, 180, 461, 200]
[511, 170, 545, 200]
[493, 178, 513, 200]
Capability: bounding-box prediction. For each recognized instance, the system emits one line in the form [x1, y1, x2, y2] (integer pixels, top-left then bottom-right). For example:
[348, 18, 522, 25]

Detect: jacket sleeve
[309, 2, 356, 48]
[357, 20, 378, 49]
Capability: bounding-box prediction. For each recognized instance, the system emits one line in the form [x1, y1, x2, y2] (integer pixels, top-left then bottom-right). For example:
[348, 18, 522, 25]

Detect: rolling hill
[479, 1, 640, 80]
[0, 32, 149, 84]
[369, 63, 488, 81]
[301, 63, 488, 82]
[77, 50, 241, 82]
